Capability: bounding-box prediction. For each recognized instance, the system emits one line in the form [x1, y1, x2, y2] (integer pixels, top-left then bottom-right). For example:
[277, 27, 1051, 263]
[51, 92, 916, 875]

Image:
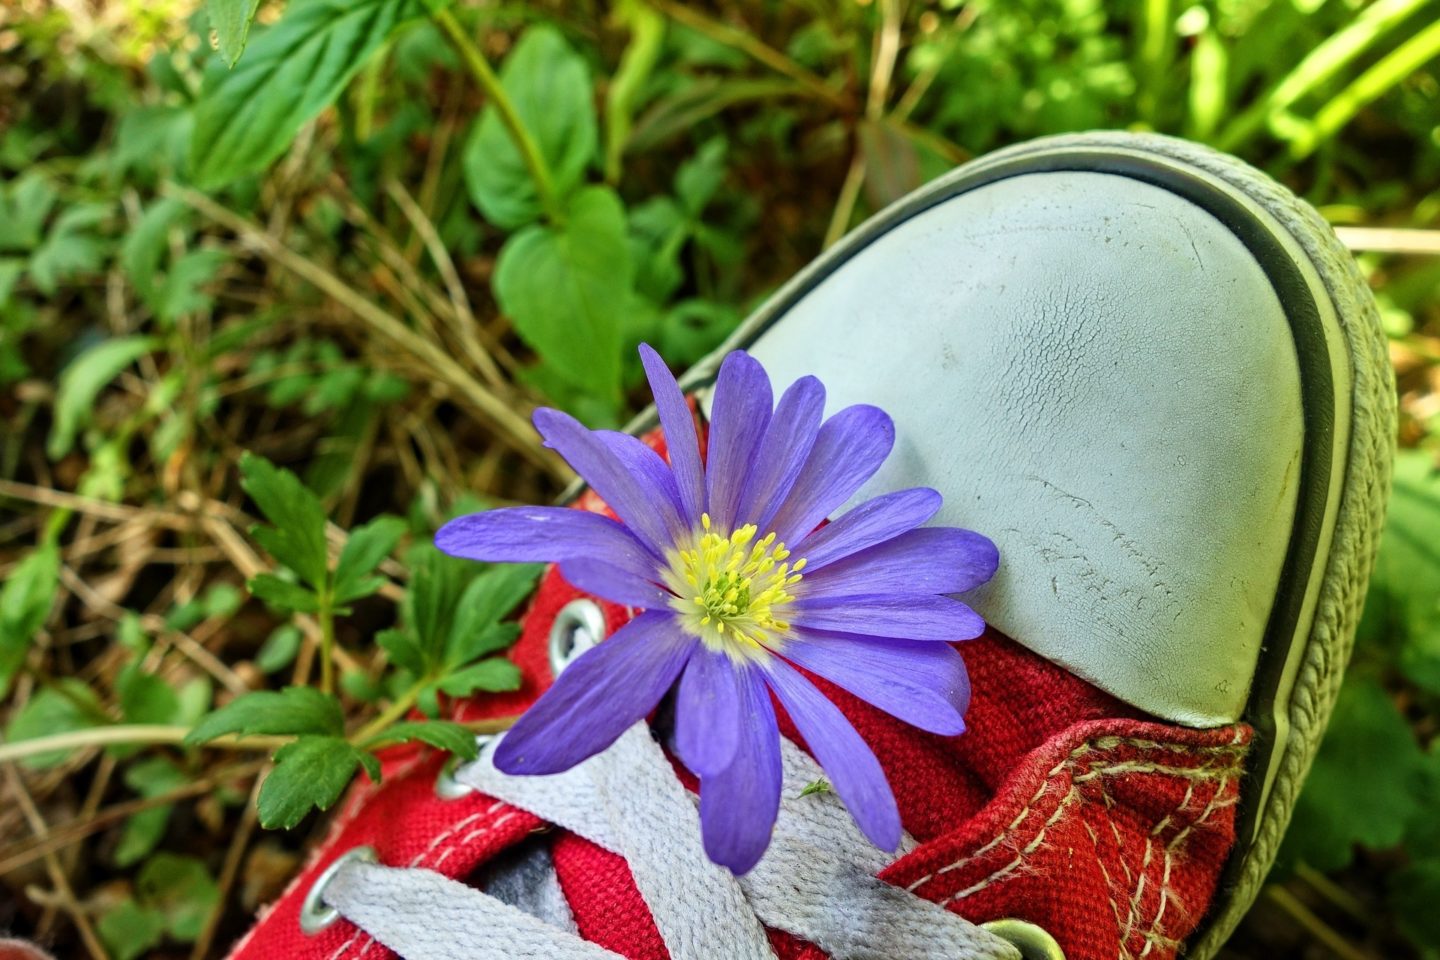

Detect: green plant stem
[1217, 0, 1429, 150]
[351, 679, 427, 744]
[317, 592, 336, 696]
[1293, 16, 1440, 159]
[433, 6, 564, 223]
[0, 726, 288, 764]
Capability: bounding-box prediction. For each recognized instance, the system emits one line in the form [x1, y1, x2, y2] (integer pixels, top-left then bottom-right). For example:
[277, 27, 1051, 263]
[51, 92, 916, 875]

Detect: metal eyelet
[300, 846, 377, 935]
[549, 599, 606, 676]
[980, 918, 1065, 960]
[434, 734, 498, 799]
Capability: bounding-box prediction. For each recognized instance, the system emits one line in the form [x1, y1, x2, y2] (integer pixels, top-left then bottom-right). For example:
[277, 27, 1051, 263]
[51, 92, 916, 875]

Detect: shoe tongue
[703, 169, 1307, 728]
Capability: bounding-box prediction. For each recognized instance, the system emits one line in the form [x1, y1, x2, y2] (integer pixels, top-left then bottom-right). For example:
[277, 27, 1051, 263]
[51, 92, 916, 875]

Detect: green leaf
[154, 249, 229, 325]
[462, 24, 597, 229]
[436, 658, 521, 697]
[445, 563, 541, 665]
[248, 572, 322, 614]
[238, 452, 329, 588]
[29, 203, 109, 296]
[1278, 676, 1426, 873]
[115, 757, 189, 867]
[0, 173, 57, 252]
[334, 515, 405, 604]
[1363, 451, 1440, 693]
[493, 187, 631, 401]
[378, 628, 427, 675]
[207, 0, 262, 66]
[137, 852, 220, 940]
[0, 543, 60, 698]
[48, 336, 158, 459]
[405, 548, 470, 663]
[361, 719, 478, 758]
[117, 663, 183, 726]
[257, 735, 370, 829]
[256, 624, 302, 674]
[97, 900, 166, 960]
[120, 198, 188, 303]
[190, 0, 420, 189]
[186, 686, 343, 744]
[5, 680, 105, 769]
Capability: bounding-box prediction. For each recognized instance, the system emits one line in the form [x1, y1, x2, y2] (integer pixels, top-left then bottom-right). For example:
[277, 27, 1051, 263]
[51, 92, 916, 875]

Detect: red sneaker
[227, 132, 1394, 960]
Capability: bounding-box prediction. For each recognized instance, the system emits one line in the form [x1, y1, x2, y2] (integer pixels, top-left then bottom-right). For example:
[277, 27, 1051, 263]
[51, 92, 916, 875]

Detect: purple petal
[639, 344, 705, 528]
[595, 430, 688, 543]
[800, 528, 999, 599]
[768, 405, 895, 546]
[704, 352, 773, 533]
[558, 558, 671, 609]
[789, 594, 985, 642]
[795, 488, 942, 569]
[673, 646, 743, 777]
[493, 611, 697, 775]
[736, 376, 825, 532]
[782, 630, 969, 735]
[764, 658, 901, 851]
[533, 408, 678, 556]
[698, 667, 782, 874]
[436, 507, 657, 580]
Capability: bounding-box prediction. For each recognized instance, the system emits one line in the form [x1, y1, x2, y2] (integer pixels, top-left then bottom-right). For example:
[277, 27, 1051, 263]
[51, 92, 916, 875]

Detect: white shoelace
[314, 723, 1022, 960]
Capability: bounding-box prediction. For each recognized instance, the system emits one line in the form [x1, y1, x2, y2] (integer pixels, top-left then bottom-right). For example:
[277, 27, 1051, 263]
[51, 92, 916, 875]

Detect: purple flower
[437, 345, 998, 873]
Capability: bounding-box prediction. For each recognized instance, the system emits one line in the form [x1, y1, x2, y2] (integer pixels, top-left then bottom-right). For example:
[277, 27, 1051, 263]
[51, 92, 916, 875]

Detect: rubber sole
[669, 131, 1395, 957]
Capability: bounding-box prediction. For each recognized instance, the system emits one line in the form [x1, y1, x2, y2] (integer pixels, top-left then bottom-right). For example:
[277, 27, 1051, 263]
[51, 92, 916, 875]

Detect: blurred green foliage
[1, 0, 1439, 956]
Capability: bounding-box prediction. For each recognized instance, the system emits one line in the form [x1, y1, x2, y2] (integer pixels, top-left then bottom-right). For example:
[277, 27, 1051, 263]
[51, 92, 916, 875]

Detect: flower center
[664, 513, 806, 657]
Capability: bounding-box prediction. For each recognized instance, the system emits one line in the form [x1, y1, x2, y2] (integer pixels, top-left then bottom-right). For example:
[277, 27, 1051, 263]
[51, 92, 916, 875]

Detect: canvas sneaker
[227, 131, 1395, 960]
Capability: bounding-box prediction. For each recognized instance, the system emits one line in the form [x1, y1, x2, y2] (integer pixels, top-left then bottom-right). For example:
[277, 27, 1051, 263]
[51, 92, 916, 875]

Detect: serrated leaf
[154, 248, 229, 324]
[120, 198, 188, 302]
[207, 0, 262, 66]
[115, 757, 189, 867]
[445, 563, 541, 665]
[462, 24, 597, 229]
[1278, 676, 1426, 873]
[239, 453, 329, 587]
[362, 720, 478, 759]
[334, 515, 404, 604]
[117, 663, 183, 727]
[137, 852, 220, 940]
[493, 186, 631, 401]
[378, 628, 427, 675]
[190, 0, 420, 189]
[5, 680, 105, 769]
[48, 336, 158, 459]
[257, 735, 368, 829]
[29, 203, 109, 296]
[97, 900, 166, 960]
[436, 657, 521, 697]
[0, 543, 60, 698]
[186, 686, 342, 744]
[248, 573, 322, 614]
[405, 548, 470, 663]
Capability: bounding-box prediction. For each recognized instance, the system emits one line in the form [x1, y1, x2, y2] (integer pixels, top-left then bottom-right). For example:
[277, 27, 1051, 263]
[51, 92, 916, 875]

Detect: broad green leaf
[5, 680, 105, 769]
[462, 24, 597, 229]
[185, 686, 343, 744]
[239, 453, 329, 588]
[256, 624, 302, 674]
[1278, 676, 1426, 873]
[257, 735, 370, 829]
[436, 658, 522, 698]
[207, 0, 262, 66]
[362, 720, 479, 758]
[378, 628, 427, 675]
[493, 186, 632, 401]
[445, 564, 541, 665]
[48, 336, 157, 459]
[1393, 859, 1440, 948]
[1363, 451, 1440, 693]
[248, 573, 322, 614]
[154, 249, 230, 325]
[0, 257, 25, 308]
[115, 757, 189, 867]
[190, 0, 419, 189]
[117, 663, 182, 726]
[29, 203, 109, 296]
[0, 543, 60, 698]
[97, 900, 166, 960]
[334, 515, 405, 604]
[137, 853, 220, 940]
[0, 173, 58, 252]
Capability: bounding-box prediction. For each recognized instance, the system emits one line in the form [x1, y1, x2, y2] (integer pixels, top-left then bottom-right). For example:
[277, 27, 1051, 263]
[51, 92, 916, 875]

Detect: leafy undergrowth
[1, 0, 1438, 957]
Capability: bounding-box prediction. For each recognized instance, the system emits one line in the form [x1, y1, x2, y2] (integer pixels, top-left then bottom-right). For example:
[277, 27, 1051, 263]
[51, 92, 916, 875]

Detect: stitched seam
[1083, 820, 1134, 960]
[1136, 780, 1241, 960]
[939, 784, 1079, 906]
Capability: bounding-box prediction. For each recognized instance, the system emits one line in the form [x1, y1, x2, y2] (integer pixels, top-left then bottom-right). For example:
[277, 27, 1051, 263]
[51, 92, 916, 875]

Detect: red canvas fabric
[228, 424, 1250, 960]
